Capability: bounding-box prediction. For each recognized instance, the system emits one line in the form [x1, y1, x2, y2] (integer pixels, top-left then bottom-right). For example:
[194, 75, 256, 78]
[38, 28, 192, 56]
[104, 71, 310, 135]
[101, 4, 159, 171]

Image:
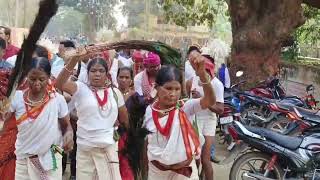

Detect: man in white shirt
[134, 52, 160, 103]
[185, 45, 198, 81]
[117, 49, 133, 68]
[51, 40, 76, 78]
[186, 46, 224, 180]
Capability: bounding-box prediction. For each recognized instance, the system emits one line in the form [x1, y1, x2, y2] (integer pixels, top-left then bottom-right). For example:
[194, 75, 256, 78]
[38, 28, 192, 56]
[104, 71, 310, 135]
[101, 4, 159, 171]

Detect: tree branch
[303, 0, 320, 9]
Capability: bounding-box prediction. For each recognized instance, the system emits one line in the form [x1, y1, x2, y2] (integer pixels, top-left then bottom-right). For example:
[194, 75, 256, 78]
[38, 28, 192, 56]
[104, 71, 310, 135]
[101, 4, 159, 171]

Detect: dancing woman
[56, 50, 129, 180]
[2, 57, 73, 180]
[144, 51, 216, 180]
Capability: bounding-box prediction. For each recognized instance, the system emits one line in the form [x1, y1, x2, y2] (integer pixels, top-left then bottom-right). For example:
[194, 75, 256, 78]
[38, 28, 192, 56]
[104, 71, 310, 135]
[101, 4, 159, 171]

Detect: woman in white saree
[3, 57, 73, 180]
[56, 50, 129, 180]
[143, 51, 216, 180]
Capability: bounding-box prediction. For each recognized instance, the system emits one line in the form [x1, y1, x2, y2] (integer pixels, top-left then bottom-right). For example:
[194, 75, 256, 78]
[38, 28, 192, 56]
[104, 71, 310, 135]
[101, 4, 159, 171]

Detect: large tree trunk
[228, 0, 305, 87]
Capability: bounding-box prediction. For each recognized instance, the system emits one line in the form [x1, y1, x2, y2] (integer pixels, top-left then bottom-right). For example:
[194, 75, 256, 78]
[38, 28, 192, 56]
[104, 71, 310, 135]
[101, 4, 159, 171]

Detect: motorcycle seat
[244, 125, 303, 150]
[275, 101, 294, 111]
[243, 94, 272, 105]
[295, 107, 320, 123]
[224, 91, 234, 99]
[281, 96, 306, 107]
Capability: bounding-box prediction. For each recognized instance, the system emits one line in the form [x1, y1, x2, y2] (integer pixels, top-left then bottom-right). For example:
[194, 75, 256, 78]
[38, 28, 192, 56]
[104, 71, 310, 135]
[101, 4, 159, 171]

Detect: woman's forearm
[59, 116, 72, 135]
[118, 106, 129, 130]
[199, 73, 216, 108]
[55, 57, 77, 91]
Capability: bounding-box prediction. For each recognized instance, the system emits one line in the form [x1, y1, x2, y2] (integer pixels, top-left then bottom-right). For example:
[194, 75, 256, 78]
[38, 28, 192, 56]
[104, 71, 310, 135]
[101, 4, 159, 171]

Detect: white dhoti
[148, 160, 199, 180]
[76, 144, 121, 180]
[15, 154, 62, 180]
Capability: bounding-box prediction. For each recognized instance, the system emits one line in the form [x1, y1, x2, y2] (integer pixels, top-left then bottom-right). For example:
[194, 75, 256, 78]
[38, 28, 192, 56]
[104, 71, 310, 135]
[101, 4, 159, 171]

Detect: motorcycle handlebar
[231, 80, 246, 89]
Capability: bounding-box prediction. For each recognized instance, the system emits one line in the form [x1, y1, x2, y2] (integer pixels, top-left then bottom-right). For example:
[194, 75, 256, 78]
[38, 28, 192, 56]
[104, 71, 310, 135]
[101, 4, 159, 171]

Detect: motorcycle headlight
[232, 97, 241, 112]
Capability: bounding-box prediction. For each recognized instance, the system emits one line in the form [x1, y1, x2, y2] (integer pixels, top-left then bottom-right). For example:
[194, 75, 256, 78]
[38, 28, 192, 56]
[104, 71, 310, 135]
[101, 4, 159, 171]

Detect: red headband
[143, 52, 161, 65]
[132, 51, 143, 63]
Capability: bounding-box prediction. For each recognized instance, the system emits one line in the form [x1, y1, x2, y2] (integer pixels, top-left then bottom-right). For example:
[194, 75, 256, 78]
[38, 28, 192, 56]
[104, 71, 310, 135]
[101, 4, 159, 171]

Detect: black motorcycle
[225, 120, 320, 180]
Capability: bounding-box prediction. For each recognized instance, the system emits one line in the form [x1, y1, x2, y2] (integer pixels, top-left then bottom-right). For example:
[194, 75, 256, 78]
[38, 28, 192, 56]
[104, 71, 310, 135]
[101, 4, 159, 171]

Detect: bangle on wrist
[199, 73, 211, 85]
[64, 66, 73, 74]
[200, 79, 210, 85]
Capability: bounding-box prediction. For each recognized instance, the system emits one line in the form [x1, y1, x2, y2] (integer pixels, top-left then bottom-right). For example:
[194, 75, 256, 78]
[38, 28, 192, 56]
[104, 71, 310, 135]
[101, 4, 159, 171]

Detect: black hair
[187, 45, 201, 56]
[87, 57, 108, 74]
[0, 26, 11, 36]
[155, 65, 183, 86]
[117, 66, 133, 79]
[0, 37, 6, 49]
[60, 40, 75, 48]
[34, 45, 49, 58]
[30, 57, 51, 76]
[203, 54, 215, 64]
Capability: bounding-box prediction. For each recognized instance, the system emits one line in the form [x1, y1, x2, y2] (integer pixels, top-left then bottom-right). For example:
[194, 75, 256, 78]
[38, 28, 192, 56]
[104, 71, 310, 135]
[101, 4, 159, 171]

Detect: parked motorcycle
[218, 71, 243, 146]
[226, 121, 320, 180]
[238, 85, 317, 135]
[264, 103, 320, 135]
[249, 77, 286, 99]
[218, 97, 241, 146]
[249, 77, 318, 109]
[265, 102, 303, 135]
[237, 92, 307, 130]
[218, 72, 303, 146]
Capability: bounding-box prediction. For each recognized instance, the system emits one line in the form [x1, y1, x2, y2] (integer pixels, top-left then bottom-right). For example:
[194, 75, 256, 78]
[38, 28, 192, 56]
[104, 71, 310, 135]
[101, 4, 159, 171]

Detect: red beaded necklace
[151, 102, 176, 137]
[92, 88, 109, 109]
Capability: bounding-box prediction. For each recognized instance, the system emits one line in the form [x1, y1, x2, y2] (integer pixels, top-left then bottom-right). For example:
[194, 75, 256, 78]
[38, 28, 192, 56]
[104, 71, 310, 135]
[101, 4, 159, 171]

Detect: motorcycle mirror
[306, 84, 314, 92]
[236, 71, 244, 77]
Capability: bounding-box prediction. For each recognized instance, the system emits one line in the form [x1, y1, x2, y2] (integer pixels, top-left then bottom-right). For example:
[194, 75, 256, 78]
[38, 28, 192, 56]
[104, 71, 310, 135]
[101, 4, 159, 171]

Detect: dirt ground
[214, 139, 233, 180]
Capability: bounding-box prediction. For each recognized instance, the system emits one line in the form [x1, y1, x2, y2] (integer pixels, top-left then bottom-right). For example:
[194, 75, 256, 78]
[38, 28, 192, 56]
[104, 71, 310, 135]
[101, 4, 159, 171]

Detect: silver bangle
[199, 74, 211, 85]
[64, 66, 73, 74]
[200, 79, 211, 85]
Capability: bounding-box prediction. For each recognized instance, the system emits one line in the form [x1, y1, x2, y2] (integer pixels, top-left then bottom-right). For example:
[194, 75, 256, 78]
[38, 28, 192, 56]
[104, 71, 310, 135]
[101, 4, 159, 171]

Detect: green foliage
[281, 36, 300, 62]
[162, 0, 224, 28]
[121, 0, 162, 28]
[127, 27, 157, 40]
[60, 0, 117, 30]
[162, 0, 320, 47]
[45, 6, 86, 37]
[96, 27, 116, 42]
[297, 58, 320, 67]
[122, 0, 145, 27]
[209, 0, 231, 42]
[296, 5, 320, 45]
[109, 40, 182, 68]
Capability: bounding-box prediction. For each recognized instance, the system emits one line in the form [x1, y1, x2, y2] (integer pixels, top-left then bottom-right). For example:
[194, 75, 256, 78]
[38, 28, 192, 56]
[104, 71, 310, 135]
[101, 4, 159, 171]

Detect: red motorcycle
[249, 78, 285, 99]
[249, 78, 318, 110]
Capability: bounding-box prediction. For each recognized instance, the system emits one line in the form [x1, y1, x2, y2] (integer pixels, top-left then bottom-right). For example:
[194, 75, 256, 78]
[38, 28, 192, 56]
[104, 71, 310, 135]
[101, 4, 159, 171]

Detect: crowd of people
[0, 25, 232, 180]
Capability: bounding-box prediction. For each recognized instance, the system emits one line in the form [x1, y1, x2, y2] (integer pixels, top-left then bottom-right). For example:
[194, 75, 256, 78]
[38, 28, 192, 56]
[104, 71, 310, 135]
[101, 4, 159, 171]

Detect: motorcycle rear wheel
[229, 152, 284, 180]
